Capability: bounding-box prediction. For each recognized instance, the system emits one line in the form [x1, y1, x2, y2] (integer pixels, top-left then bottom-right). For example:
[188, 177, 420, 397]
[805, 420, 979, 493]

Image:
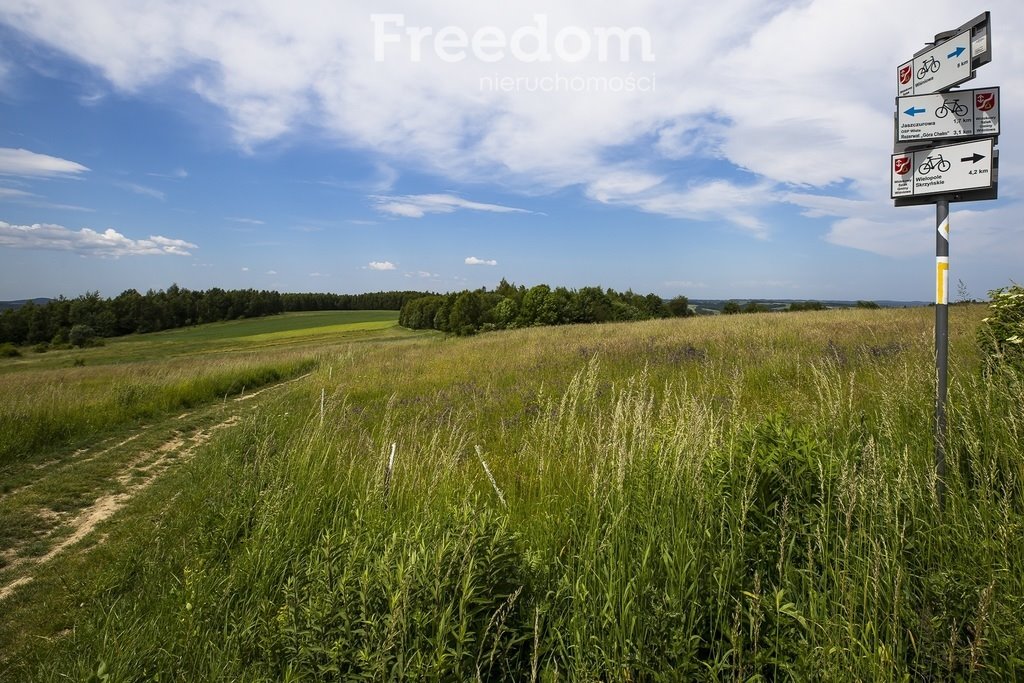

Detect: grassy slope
[118, 310, 401, 344]
[0, 311, 416, 467]
[3, 305, 1023, 680]
[0, 311, 405, 372]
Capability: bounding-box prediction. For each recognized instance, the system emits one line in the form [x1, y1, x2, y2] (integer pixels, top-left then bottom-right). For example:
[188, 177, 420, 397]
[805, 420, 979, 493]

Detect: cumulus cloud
[0, 147, 90, 177]
[0, 221, 197, 257]
[465, 256, 497, 266]
[371, 193, 531, 219]
[3, 0, 1024, 244]
[367, 260, 396, 270]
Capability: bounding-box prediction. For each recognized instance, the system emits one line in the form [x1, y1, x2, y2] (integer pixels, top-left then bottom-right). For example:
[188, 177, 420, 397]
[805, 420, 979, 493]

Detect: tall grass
[0, 353, 316, 466]
[6, 306, 1023, 680]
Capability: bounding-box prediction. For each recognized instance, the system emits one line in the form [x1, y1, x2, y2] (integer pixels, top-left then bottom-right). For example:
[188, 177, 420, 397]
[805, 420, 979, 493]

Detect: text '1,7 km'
[896, 87, 999, 143]
[889, 11, 1000, 508]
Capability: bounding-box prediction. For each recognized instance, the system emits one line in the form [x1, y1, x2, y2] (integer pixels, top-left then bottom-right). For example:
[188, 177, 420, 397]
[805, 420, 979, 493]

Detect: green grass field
[1, 305, 1022, 680]
[0, 310, 406, 374]
[119, 310, 401, 344]
[0, 311, 418, 466]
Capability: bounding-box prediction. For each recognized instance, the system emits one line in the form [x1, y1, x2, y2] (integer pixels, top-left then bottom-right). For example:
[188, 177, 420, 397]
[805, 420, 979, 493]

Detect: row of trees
[721, 300, 880, 314]
[0, 285, 428, 346]
[399, 280, 692, 336]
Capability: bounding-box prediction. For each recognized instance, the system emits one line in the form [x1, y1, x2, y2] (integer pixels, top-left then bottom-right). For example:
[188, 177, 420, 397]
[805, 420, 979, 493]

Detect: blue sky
[1, 0, 1021, 301]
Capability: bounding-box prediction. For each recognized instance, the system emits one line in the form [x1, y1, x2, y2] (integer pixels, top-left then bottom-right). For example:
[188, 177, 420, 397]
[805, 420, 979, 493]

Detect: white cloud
[588, 176, 776, 237]
[4, 0, 1024, 245]
[148, 168, 189, 179]
[367, 260, 396, 271]
[465, 256, 497, 266]
[372, 193, 530, 219]
[78, 92, 105, 106]
[0, 186, 94, 211]
[266, 269, 277, 275]
[308, 272, 330, 277]
[0, 148, 89, 178]
[318, 163, 398, 193]
[0, 221, 197, 257]
[0, 187, 33, 200]
[240, 266, 249, 271]
[823, 205, 1024, 260]
[405, 270, 438, 279]
[226, 216, 265, 225]
[586, 171, 664, 203]
[115, 182, 166, 201]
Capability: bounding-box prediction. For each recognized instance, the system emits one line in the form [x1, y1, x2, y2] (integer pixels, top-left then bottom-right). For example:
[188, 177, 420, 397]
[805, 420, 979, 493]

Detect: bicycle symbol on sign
[935, 99, 969, 118]
[917, 56, 940, 80]
[918, 154, 951, 174]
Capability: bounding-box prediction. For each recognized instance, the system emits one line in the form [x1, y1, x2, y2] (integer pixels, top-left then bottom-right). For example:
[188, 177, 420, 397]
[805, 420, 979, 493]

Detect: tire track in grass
[0, 372, 311, 602]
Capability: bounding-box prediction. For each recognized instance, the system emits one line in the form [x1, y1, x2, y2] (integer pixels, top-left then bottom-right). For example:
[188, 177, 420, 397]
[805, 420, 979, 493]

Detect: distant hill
[0, 298, 52, 312]
[688, 299, 931, 315]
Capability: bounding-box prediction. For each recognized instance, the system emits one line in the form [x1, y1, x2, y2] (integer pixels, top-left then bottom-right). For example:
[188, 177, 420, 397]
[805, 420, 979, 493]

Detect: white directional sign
[897, 29, 973, 96]
[891, 138, 993, 199]
[896, 87, 1000, 142]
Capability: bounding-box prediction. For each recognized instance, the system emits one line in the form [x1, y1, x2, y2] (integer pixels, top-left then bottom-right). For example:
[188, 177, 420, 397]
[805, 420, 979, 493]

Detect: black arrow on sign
[961, 153, 986, 163]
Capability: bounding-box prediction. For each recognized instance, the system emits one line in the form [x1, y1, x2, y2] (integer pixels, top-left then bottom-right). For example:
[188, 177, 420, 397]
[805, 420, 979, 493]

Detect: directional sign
[892, 138, 993, 199]
[896, 86, 1000, 142]
[897, 29, 973, 96]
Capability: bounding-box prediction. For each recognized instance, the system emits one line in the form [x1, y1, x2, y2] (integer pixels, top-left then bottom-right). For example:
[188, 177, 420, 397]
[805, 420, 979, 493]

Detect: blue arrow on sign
[904, 106, 926, 117]
[947, 46, 966, 59]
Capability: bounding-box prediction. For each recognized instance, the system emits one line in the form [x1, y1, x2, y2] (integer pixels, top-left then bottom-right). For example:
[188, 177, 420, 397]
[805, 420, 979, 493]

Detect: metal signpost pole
[935, 198, 949, 506]
[892, 12, 996, 509]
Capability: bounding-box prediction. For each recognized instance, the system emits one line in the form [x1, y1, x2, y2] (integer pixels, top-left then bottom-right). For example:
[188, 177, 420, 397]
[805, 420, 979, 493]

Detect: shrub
[0, 343, 21, 358]
[69, 324, 97, 348]
[978, 285, 1024, 373]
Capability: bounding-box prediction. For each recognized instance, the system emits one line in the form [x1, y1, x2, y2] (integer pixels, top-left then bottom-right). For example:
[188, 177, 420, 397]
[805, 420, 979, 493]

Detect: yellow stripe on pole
[936, 257, 949, 305]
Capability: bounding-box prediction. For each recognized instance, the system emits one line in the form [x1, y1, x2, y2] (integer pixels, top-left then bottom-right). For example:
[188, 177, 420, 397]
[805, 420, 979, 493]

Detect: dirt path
[0, 372, 311, 603]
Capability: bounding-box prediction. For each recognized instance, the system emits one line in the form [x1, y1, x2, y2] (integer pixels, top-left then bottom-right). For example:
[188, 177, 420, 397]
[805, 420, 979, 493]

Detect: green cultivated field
[123, 310, 401, 344]
[0, 311, 412, 465]
[2, 305, 1023, 680]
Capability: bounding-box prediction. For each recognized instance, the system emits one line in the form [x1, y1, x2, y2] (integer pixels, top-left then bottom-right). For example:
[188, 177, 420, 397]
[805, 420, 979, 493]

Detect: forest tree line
[0, 285, 428, 346]
[399, 280, 692, 336]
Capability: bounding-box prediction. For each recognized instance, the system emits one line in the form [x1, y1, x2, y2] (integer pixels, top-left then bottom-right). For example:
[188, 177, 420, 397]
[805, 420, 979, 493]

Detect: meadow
[1, 305, 1022, 680]
[0, 311, 409, 467]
